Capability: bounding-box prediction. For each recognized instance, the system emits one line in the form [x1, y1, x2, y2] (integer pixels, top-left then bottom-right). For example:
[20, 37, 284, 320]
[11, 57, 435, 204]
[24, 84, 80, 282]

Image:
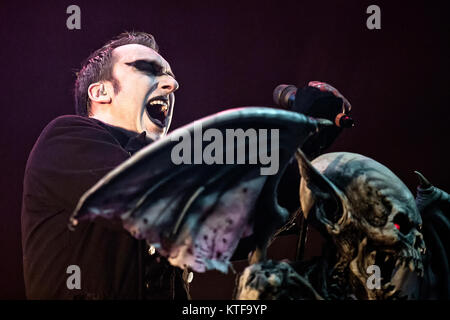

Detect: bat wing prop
[415, 171, 450, 299]
[70, 107, 327, 273]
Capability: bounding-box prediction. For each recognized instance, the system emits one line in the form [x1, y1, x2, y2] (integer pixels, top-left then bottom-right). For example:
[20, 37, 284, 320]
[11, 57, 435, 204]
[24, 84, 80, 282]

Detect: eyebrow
[125, 59, 176, 79]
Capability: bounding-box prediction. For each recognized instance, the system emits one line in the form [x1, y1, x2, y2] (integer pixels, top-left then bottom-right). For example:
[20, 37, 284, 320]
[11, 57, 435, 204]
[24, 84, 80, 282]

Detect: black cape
[21, 115, 189, 299]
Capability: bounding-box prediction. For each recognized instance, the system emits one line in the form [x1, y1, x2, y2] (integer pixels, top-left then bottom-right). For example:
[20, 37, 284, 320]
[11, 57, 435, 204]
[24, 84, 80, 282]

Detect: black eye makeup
[125, 60, 175, 79]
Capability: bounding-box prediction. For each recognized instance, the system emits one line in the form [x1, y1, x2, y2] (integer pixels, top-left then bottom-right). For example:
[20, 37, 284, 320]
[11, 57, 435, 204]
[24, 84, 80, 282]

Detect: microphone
[273, 83, 354, 128]
[273, 84, 297, 109]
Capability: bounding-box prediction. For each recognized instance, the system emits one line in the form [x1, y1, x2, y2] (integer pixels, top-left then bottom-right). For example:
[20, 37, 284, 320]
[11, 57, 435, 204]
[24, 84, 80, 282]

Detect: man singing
[21, 30, 350, 300]
[21, 31, 189, 299]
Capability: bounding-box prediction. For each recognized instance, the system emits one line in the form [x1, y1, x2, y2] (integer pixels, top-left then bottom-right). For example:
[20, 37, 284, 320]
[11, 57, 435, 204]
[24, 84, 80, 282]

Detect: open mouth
[352, 238, 424, 300]
[370, 248, 422, 299]
[145, 96, 169, 128]
[374, 250, 397, 285]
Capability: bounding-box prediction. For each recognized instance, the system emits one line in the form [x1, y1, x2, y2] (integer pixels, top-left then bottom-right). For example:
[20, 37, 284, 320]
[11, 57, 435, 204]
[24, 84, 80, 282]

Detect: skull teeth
[393, 254, 423, 276]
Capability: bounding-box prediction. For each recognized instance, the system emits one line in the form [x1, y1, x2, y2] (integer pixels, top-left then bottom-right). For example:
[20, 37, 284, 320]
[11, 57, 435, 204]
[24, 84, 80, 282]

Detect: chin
[144, 127, 164, 140]
[140, 117, 162, 136]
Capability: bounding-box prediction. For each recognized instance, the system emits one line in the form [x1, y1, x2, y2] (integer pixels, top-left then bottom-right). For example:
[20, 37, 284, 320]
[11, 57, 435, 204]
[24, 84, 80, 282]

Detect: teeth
[149, 100, 168, 106]
[408, 260, 415, 272]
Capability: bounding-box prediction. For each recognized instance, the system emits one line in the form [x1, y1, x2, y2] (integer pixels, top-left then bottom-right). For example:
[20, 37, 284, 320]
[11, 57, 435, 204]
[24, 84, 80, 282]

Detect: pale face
[106, 44, 179, 139]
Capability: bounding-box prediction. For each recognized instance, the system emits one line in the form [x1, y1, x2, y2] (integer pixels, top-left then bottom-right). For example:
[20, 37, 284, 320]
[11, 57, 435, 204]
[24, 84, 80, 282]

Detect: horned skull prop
[297, 151, 425, 299]
[237, 151, 427, 300]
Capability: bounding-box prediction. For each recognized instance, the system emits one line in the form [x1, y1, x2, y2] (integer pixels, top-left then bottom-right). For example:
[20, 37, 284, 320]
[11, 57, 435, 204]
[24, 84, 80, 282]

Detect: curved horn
[414, 171, 450, 215]
[414, 171, 432, 189]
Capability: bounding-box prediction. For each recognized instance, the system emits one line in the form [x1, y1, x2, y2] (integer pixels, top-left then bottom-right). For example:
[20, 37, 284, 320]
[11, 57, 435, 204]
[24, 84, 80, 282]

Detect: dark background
[0, 0, 449, 299]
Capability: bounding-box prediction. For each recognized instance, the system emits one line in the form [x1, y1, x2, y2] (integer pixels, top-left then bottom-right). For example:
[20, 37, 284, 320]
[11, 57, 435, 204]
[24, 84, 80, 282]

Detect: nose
[159, 75, 179, 94]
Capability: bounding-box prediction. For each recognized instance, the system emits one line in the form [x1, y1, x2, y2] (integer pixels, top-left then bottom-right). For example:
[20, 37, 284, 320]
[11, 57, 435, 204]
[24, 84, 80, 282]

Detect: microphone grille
[273, 84, 297, 108]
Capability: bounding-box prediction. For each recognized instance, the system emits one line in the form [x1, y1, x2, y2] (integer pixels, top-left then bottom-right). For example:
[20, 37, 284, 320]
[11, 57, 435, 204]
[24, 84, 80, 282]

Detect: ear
[296, 148, 347, 229]
[87, 82, 112, 104]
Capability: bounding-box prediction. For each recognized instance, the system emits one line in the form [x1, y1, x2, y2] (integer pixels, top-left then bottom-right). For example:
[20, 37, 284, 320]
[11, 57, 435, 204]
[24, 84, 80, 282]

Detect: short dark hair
[74, 31, 159, 116]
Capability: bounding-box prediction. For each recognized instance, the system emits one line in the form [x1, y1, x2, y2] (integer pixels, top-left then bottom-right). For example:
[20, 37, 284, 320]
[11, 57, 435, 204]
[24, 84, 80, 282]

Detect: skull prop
[235, 260, 324, 300]
[297, 151, 426, 299]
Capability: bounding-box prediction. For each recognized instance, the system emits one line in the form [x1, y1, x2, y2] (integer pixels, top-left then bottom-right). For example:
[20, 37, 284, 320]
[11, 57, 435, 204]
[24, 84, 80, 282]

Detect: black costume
[21, 115, 189, 299]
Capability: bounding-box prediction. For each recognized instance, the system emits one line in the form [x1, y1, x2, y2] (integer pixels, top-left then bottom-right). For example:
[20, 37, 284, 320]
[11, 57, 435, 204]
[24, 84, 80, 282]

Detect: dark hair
[74, 31, 159, 116]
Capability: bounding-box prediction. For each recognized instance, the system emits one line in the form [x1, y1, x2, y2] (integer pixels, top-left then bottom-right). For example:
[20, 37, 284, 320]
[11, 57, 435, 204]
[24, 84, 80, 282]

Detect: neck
[90, 110, 140, 133]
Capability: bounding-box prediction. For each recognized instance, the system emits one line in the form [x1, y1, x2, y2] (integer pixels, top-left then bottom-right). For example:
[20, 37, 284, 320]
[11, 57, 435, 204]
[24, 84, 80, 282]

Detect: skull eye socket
[393, 213, 413, 234]
[321, 197, 341, 224]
